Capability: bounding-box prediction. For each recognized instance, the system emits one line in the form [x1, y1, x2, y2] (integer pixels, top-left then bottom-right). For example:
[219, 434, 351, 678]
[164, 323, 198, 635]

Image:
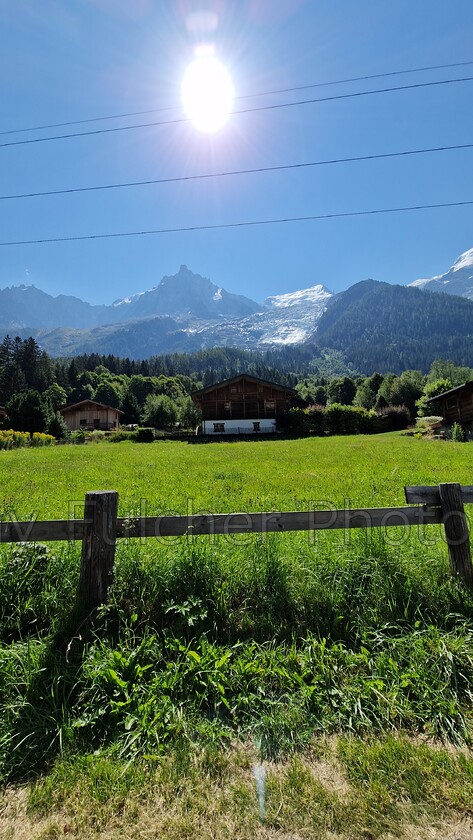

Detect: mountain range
[0, 249, 472, 370]
[0, 264, 333, 357]
[0, 265, 260, 331]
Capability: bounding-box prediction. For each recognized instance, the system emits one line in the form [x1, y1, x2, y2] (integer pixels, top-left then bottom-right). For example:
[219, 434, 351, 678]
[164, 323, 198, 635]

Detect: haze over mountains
[0, 249, 472, 368]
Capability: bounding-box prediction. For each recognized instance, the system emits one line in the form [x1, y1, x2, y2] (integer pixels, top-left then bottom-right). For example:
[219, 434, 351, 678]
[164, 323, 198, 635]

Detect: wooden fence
[0, 483, 472, 609]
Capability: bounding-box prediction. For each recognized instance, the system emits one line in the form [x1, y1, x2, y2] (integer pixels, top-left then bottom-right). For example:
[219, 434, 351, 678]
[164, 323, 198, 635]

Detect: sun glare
[181, 50, 234, 133]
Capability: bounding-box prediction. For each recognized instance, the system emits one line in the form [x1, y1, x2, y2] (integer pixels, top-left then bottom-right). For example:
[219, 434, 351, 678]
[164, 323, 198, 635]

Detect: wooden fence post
[438, 483, 473, 590]
[79, 491, 119, 610]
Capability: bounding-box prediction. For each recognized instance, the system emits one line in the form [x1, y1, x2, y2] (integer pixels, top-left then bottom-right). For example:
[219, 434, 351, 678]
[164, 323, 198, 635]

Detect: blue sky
[0, 0, 472, 305]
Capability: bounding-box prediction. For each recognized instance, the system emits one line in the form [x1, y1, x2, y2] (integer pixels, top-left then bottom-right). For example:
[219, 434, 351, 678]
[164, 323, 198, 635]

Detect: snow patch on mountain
[112, 289, 148, 307]
[265, 284, 332, 309]
[184, 282, 333, 349]
[408, 247, 473, 300]
[452, 248, 473, 272]
[409, 278, 435, 289]
[268, 326, 309, 344]
[110, 265, 260, 322]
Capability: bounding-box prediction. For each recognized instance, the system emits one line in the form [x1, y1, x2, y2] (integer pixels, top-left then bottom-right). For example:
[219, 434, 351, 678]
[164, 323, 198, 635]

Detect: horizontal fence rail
[0, 506, 447, 543]
[0, 484, 471, 607]
[405, 485, 473, 505]
[116, 507, 445, 537]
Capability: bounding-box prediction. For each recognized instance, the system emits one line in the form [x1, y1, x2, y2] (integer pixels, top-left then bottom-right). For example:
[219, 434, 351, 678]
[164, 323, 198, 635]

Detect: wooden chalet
[59, 399, 123, 432]
[191, 374, 298, 435]
[428, 381, 473, 429]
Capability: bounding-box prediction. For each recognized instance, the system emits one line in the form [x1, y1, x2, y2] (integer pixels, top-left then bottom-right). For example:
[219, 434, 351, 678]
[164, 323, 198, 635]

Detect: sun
[181, 49, 234, 133]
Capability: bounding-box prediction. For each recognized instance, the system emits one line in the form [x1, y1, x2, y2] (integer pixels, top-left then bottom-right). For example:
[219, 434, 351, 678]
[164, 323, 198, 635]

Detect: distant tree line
[0, 334, 469, 438]
[0, 336, 204, 436]
[295, 359, 471, 422]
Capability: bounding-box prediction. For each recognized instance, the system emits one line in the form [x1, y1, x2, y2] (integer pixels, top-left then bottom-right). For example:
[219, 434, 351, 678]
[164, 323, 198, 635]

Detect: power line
[2, 58, 472, 137]
[1, 76, 472, 150]
[1, 141, 472, 202]
[1, 199, 471, 247]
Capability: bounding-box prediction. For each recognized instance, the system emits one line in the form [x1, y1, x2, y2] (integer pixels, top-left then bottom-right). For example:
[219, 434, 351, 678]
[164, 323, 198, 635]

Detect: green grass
[1, 433, 473, 837]
[0, 433, 471, 519]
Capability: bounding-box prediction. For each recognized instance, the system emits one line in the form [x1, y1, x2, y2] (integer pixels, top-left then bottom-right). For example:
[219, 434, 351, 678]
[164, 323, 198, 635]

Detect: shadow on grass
[3, 603, 102, 782]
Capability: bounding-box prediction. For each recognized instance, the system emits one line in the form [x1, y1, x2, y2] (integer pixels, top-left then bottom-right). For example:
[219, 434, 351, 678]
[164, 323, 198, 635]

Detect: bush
[108, 429, 137, 443]
[108, 428, 155, 443]
[85, 430, 107, 444]
[0, 430, 54, 449]
[70, 429, 86, 444]
[47, 412, 69, 440]
[305, 406, 325, 436]
[302, 404, 411, 437]
[451, 422, 466, 442]
[0, 429, 30, 449]
[30, 433, 55, 447]
[377, 406, 411, 431]
[324, 404, 375, 435]
[135, 427, 155, 443]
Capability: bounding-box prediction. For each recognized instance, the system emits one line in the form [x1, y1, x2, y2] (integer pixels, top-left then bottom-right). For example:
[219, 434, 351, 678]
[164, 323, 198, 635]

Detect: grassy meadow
[1, 432, 473, 839]
[1, 431, 473, 518]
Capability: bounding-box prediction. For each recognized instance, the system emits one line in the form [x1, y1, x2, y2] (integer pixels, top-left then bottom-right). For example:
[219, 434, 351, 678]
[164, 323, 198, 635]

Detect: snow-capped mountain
[111, 265, 261, 322]
[0, 267, 334, 356]
[408, 248, 473, 300]
[0, 266, 261, 333]
[8, 279, 333, 357]
[9, 248, 473, 360]
[180, 284, 333, 350]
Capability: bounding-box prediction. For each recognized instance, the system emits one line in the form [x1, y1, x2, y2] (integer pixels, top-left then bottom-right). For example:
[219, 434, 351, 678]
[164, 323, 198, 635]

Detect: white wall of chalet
[202, 418, 276, 435]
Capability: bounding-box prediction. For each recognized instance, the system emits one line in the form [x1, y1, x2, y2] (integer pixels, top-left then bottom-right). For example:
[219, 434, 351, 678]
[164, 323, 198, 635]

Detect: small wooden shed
[191, 374, 297, 435]
[428, 381, 473, 428]
[59, 399, 123, 432]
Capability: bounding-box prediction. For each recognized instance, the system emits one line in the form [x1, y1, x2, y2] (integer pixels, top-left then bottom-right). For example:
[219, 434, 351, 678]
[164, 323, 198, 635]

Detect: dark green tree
[177, 396, 200, 430]
[127, 376, 157, 409]
[69, 372, 95, 403]
[427, 360, 472, 386]
[20, 337, 53, 392]
[94, 380, 122, 408]
[416, 378, 453, 417]
[313, 385, 327, 406]
[120, 392, 141, 425]
[142, 394, 178, 429]
[6, 390, 51, 434]
[327, 376, 356, 406]
[43, 383, 68, 411]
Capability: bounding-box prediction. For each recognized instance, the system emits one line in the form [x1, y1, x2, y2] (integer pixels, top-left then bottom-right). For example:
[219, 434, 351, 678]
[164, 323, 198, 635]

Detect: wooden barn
[59, 399, 123, 432]
[191, 374, 298, 435]
[428, 381, 473, 429]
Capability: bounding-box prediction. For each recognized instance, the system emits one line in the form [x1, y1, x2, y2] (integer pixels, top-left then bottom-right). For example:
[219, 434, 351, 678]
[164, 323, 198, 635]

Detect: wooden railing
[0, 484, 472, 608]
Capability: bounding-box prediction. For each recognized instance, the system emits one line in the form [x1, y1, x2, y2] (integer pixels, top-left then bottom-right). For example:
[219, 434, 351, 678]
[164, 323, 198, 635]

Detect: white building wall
[202, 418, 276, 435]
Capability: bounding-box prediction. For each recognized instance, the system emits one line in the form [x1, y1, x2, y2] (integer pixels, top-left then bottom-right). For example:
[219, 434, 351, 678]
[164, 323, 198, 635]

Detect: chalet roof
[191, 373, 297, 398]
[427, 381, 473, 402]
[59, 399, 124, 415]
